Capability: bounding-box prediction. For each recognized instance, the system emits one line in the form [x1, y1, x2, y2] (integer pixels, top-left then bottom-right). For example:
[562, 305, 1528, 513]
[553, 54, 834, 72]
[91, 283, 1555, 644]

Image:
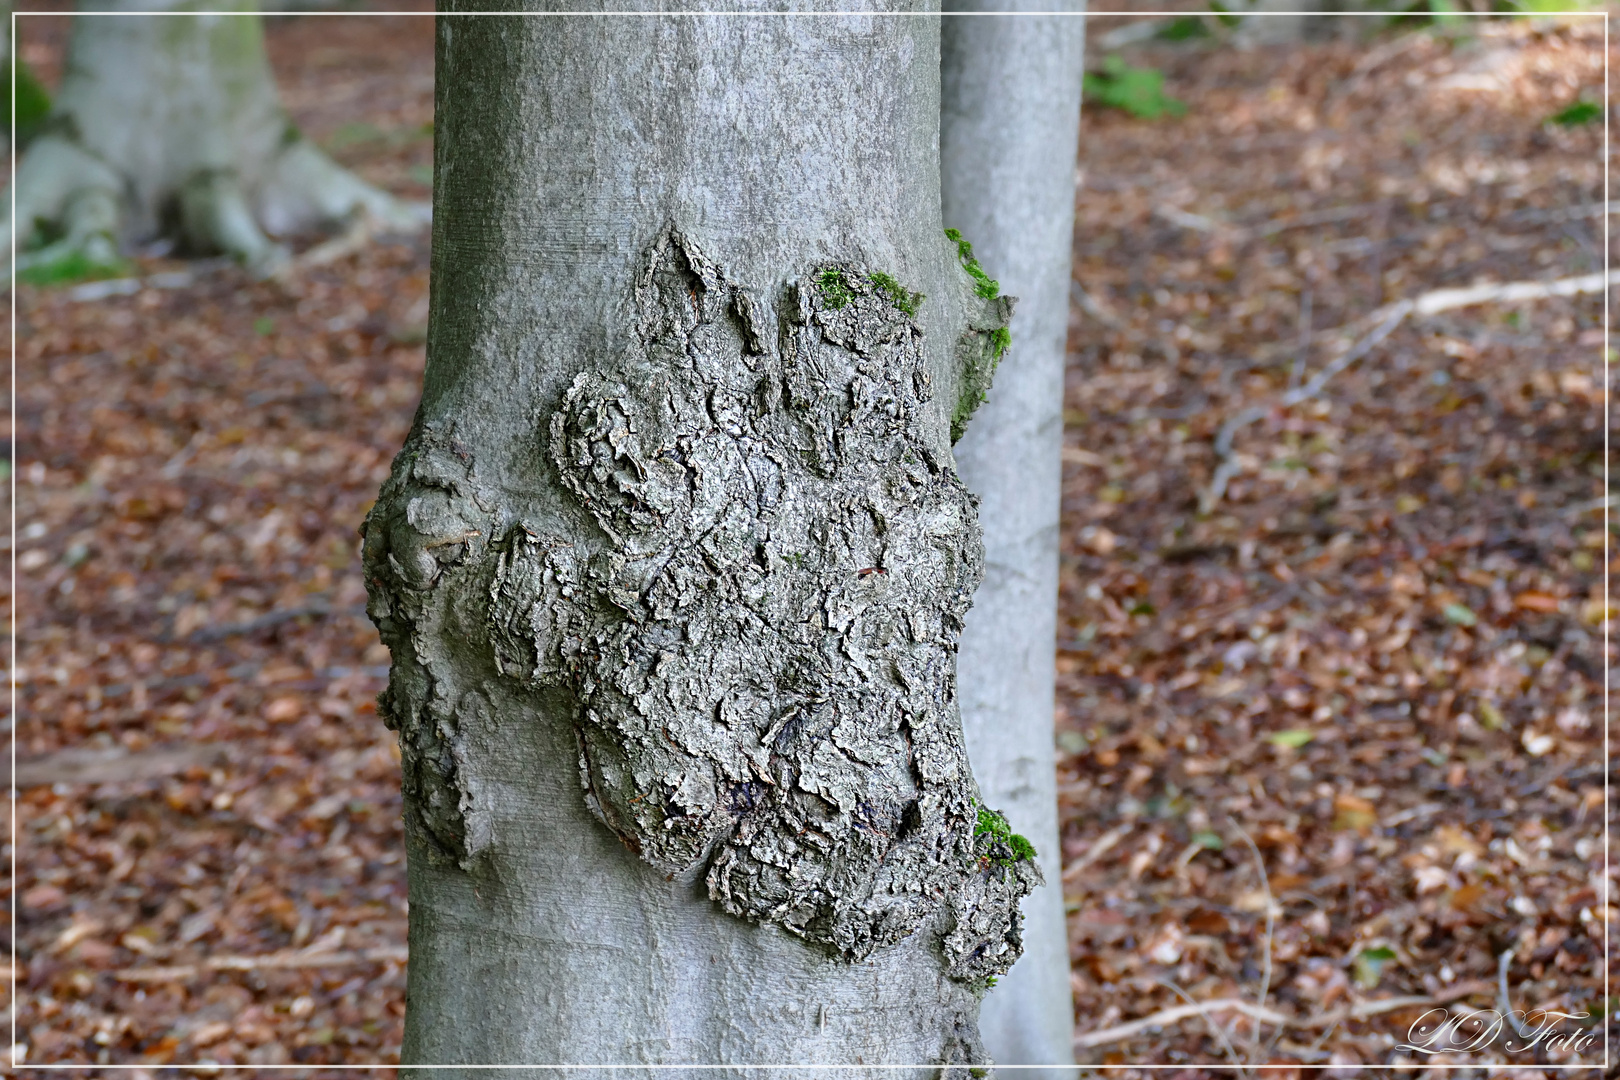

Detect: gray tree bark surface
[362, 4, 1039, 1074]
[5, 0, 424, 276]
[941, 3, 1085, 1074]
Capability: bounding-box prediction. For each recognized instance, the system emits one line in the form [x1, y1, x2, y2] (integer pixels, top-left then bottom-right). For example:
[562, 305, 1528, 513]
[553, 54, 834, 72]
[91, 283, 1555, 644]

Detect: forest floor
[7, 6, 1613, 1077]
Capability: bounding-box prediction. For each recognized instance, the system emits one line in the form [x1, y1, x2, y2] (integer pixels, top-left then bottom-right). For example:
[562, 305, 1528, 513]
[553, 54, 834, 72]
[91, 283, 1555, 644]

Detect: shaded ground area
[11, 10, 433, 1071]
[6, 7, 1612, 1075]
[1058, 14, 1610, 1075]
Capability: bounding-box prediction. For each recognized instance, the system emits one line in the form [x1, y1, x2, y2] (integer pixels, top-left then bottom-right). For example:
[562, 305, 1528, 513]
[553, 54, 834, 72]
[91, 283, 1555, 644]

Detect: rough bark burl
[363, 231, 1037, 982]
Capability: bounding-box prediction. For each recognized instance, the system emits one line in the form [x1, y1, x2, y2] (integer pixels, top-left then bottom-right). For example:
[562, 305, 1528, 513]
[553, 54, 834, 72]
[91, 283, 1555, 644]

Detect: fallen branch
[11, 742, 229, 789]
[182, 601, 367, 644]
[1231, 822, 1276, 1061]
[1312, 995, 1441, 1029]
[1413, 271, 1606, 315]
[1497, 950, 1533, 1041]
[1075, 998, 1289, 1050]
[273, 208, 376, 279]
[1201, 300, 1410, 513]
[1200, 270, 1609, 513]
[1156, 205, 1231, 235]
[1256, 200, 1389, 239]
[1061, 822, 1133, 883]
[1074, 994, 1440, 1051]
[1157, 981, 1251, 1079]
[1071, 279, 1124, 329]
[113, 945, 407, 983]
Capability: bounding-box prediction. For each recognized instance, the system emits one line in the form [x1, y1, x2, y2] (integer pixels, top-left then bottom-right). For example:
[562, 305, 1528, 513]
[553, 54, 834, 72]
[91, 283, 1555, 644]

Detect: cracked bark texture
[360, 4, 1037, 1074]
[941, 2, 1086, 1074]
[4, 0, 425, 277]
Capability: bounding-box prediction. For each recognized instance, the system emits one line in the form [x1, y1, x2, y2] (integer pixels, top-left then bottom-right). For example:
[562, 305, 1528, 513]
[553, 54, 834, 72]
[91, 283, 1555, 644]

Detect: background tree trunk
[941, 3, 1085, 1074]
[6, 0, 423, 275]
[363, 4, 1036, 1073]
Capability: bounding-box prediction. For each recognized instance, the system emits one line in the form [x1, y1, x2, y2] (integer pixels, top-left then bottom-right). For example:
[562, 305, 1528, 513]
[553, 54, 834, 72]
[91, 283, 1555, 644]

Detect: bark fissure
[364, 229, 1038, 983]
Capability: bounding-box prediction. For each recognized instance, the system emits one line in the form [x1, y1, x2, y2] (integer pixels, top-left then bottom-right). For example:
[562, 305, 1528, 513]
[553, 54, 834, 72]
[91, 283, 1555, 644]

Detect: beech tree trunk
[940, 4, 1085, 1074]
[6, 0, 424, 276]
[362, 4, 1036, 1074]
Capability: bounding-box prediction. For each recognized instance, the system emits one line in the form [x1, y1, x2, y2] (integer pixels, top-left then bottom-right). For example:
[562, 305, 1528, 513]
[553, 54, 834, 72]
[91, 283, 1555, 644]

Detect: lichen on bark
[363, 229, 1038, 981]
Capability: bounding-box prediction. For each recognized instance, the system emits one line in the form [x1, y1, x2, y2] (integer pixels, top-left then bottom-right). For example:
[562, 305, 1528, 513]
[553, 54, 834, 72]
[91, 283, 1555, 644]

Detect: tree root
[6, 129, 428, 285]
[258, 136, 431, 239]
[5, 135, 126, 280]
[181, 168, 288, 275]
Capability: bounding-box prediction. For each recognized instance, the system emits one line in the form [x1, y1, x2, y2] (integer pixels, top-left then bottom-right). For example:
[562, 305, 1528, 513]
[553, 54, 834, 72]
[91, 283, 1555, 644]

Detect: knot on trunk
[365, 229, 1039, 981]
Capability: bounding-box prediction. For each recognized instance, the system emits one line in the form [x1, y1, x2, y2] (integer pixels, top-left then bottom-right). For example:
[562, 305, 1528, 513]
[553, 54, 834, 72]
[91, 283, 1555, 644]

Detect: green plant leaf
[1426, 0, 1463, 24]
[1443, 603, 1477, 627]
[1206, 1, 1241, 29]
[1549, 101, 1601, 127]
[1265, 729, 1314, 749]
[2, 58, 52, 148]
[1353, 945, 1399, 988]
[1157, 16, 1210, 41]
[1509, 0, 1598, 11]
[1084, 56, 1186, 121]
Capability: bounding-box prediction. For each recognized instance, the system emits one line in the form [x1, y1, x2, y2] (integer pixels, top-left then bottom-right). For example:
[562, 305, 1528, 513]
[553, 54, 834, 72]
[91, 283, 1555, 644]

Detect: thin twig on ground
[1072, 279, 1124, 329]
[1074, 994, 1440, 1051]
[1202, 299, 1412, 513]
[1075, 998, 1289, 1051]
[113, 945, 408, 983]
[1156, 980, 1250, 1079]
[64, 264, 227, 303]
[1231, 822, 1277, 1061]
[1061, 823, 1134, 884]
[1200, 270, 1609, 512]
[182, 602, 368, 644]
[11, 743, 230, 789]
[1497, 950, 1534, 1041]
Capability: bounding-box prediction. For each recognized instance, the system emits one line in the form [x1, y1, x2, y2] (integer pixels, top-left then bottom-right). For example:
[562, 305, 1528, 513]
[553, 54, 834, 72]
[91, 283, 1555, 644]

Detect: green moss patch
[18, 249, 133, 287]
[973, 802, 1037, 865]
[2, 57, 52, 148]
[867, 271, 924, 318]
[944, 227, 1000, 300]
[816, 267, 854, 309]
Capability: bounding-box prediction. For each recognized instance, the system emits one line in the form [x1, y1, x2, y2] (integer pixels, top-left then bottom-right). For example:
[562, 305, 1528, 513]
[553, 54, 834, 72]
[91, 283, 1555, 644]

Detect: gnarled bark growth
[6, 0, 426, 278]
[367, 229, 1037, 979]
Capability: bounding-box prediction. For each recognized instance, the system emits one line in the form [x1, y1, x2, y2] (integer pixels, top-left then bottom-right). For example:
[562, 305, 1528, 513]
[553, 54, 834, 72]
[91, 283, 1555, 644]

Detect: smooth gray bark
[362, 4, 1037, 1074]
[5, 0, 423, 275]
[1234, 2, 1382, 44]
[941, 3, 1085, 1074]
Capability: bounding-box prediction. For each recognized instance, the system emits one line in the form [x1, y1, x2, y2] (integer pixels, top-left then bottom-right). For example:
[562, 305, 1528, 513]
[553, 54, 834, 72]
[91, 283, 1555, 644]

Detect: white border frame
[6, 5, 1609, 1072]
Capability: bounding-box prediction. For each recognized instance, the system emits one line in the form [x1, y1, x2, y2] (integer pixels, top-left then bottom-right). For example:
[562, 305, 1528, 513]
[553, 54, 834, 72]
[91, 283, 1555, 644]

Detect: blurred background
[6, 0, 1612, 1072]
